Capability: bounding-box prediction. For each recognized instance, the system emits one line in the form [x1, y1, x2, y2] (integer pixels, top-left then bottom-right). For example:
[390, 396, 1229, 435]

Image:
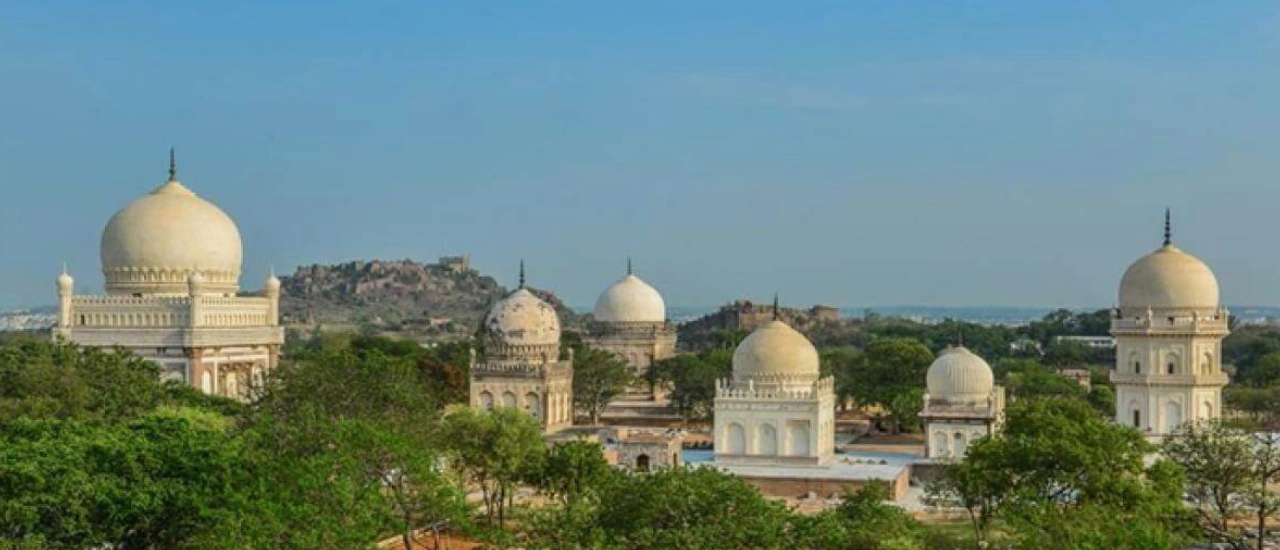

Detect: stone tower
[1110, 211, 1229, 439]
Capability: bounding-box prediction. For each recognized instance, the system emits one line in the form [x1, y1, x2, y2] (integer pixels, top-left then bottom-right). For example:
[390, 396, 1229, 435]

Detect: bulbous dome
[593, 274, 666, 323]
[926, 346, 994, 400]
[484, 288, 562, 348]
[732, 320, 820, 380]
[1118, 244, 1219, 311]
[100, 178, 243, 295]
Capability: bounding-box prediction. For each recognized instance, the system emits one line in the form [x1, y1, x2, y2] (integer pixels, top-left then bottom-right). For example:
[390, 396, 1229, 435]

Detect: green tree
[650, 354, 729, 422]
[0, 340, 166, 426]
[592, 467, 792, 549]
[0, 407, 243, 549]
[1163, 420, 1280, 550]
[572, 347, 631, 424]
[929, 398, 1177, 547]
[536, 440, 611, 507]
[440, 407, 545, 530]
[851, 338, 933, 433]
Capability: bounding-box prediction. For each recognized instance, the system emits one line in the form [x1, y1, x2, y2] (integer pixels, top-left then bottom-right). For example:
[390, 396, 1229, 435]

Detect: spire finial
[168, 147, 177, 181]
[627, 257, 633, 276]
[518, 259, 526, 288]
[773, 293, 780, 321]
[1163, 207, 1172, 246]
[958, 327, 965, 348]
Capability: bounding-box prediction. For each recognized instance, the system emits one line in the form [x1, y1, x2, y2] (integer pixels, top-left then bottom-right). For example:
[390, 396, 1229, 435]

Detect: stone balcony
[1109, 371, 1229, 386]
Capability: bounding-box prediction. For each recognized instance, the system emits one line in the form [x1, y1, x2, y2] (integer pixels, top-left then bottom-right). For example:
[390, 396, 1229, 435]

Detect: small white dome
[926, 346, 994, 400]
[593, 274, 666, 323]
[484, 287, 561, 347]
[732, 320, 820, 380]
[100, 177, 242, 295]
[1118, 244, 1219, 311]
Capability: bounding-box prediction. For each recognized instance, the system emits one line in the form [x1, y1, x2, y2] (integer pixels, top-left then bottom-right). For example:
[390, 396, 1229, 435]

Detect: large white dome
[732, 320, 820, 381]
[100, 176, 242, 296]
[926, 346, 994, 401]
[1118, 244, 1219, 312]
[484, 287, 562, 348]
[593, 274, 666, 323]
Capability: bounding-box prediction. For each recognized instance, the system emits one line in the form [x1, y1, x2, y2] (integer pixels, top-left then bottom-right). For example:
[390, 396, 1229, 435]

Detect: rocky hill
[279, 258, 579, 339]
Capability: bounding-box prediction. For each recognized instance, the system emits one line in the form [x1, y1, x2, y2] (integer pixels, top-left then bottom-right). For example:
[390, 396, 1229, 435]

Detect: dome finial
[957, 327, 965, 347]
[1163, 207, 1172, 246]
[168, 147, 177, 182]
[519, 259, 526, 288]
[627, 257, 632, 276]
[773, 293, 780, 321]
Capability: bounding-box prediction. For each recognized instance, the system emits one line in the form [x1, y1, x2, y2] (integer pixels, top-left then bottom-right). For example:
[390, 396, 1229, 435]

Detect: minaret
[1110, 210, 1228, 438]
[56, 266, 74, 330]
[188, 271, 205, 328]
[265, 268, 281, 327]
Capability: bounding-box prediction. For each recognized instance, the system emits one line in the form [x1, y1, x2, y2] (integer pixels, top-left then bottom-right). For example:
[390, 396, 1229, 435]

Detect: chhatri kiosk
[54, 153, 284, 400]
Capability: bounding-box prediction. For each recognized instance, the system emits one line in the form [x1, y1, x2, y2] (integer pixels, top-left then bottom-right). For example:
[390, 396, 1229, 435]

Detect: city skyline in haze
[3, 1, 1280, 309]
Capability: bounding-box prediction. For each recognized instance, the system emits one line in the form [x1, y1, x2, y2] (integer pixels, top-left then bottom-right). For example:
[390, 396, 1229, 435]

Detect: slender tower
[1110, 210, 1228, 438]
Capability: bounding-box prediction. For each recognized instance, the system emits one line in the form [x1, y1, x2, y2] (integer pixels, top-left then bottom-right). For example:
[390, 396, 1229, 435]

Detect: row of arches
[1127, 398, 1214, 432]
[932, 430, 971, 458]
[477, 389, 572, 425]
[722, 420, 811, 457]
[1125, 350, 1216, 376]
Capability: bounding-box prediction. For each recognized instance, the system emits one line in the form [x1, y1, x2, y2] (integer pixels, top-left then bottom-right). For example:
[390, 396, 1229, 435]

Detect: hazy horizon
[4, 1, 1280, 309]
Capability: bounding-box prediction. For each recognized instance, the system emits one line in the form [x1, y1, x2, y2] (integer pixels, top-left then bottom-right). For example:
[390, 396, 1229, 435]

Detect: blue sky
[2, 1, 1279, 309]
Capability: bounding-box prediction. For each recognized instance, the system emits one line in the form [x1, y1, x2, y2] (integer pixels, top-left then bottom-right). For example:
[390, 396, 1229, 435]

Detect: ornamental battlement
[1110, 308, 1229, 334]
[64, 294, 274, 329]
[472, 359, 572, 376]
[921, 389, 1004, 417]
[715, 376, 834, 400]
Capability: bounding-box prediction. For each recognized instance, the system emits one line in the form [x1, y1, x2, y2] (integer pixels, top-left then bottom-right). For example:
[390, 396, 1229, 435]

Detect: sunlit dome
[593, 265, 666, 323]
[1118, 212, 1219, 311]
[100, 153, 242, 296]
[732, 319, 819, 380]
[926, 346, 994, 401]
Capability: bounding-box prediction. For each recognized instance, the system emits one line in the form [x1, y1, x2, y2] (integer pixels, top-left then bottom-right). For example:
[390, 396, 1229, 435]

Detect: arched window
[636, 454, 650, 472]
[1134, 361, 1141, 374]
[1132, 409, 1141, 428]
[756, 423, 778, 456]
[502, 392, 517, 408]
[787, 421, 810, 456]
[933, 431, 950, 457]
[726, 423, 746, 454]
[1167, 362, 1176, 375]
[480, 391, 494, 410]
[525, 392, 540, 419]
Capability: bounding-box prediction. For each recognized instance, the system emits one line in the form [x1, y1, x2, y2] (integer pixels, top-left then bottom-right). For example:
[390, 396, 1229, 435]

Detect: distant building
[469, 263, 573, 434]
[1058, 368, 1093, 390]
[581, 262, 677, 392]
[920, 347, 1005, 460]
[53, 152, 283, 401]
[710, 300, 841, 332]
[438, 254, 471, 273]
[1054, 335, 1115, 349]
